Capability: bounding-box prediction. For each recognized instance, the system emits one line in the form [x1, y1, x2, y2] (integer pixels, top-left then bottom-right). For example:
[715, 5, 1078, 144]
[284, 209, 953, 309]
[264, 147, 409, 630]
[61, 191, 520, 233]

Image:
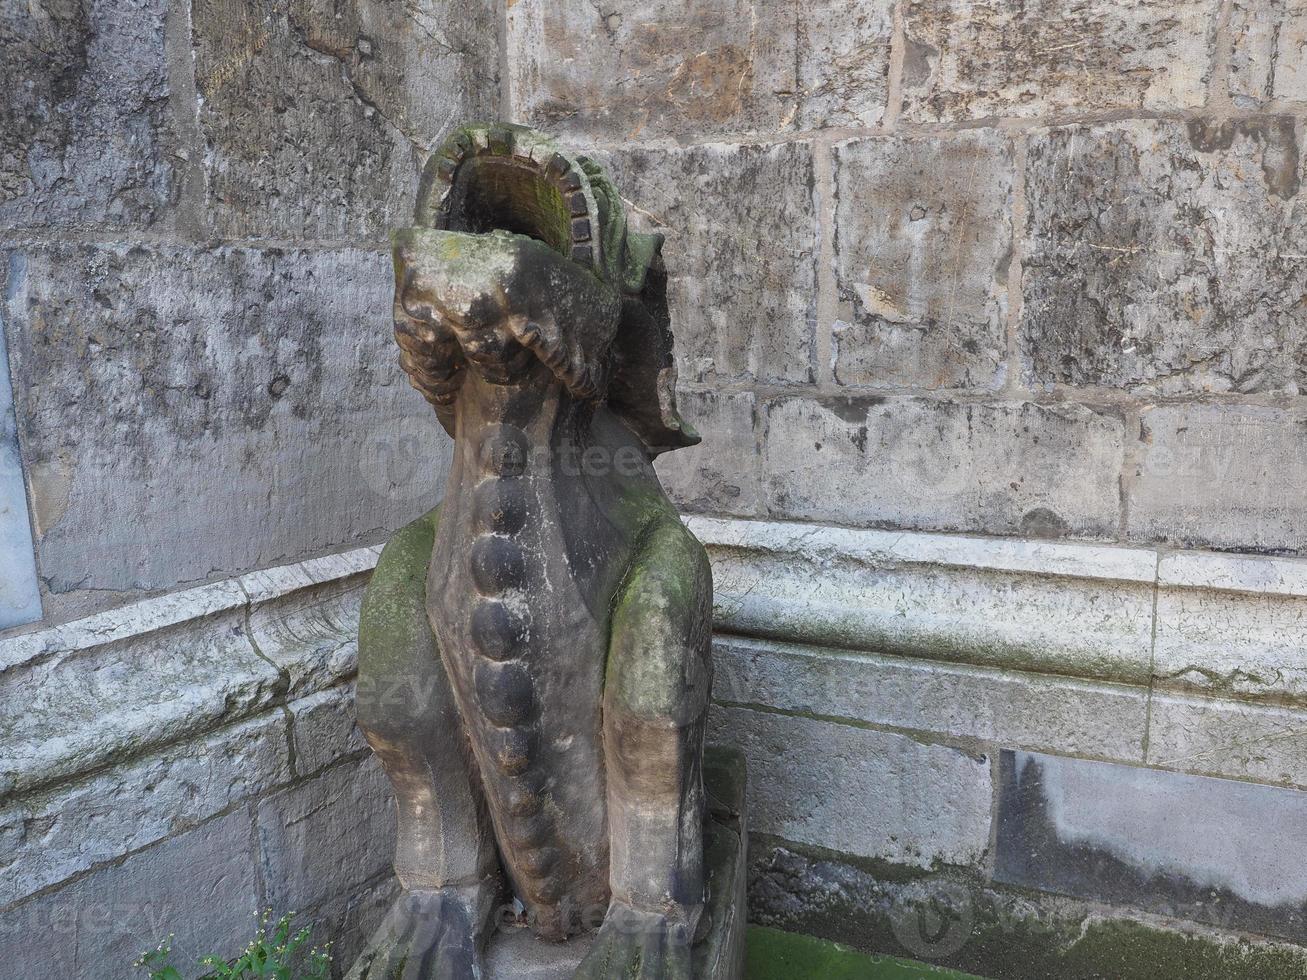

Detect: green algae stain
[746, 926, 988, 980]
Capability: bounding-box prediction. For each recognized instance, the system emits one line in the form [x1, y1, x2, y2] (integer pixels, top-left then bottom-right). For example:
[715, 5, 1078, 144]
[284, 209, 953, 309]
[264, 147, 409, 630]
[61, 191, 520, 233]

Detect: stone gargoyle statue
[347, 123, 746, 980]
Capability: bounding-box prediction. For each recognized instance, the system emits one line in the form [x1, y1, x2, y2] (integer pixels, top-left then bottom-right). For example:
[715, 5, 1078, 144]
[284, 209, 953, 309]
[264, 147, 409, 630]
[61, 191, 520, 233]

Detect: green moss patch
[746, 926, 987, 980]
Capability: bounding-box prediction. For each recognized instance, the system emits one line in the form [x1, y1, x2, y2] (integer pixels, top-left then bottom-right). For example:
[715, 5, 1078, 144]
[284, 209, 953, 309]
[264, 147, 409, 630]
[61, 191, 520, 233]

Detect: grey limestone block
[256, 753, 397, 916]
[191, 0, 499, 240]
[1129, 404, 1307, 554]
[902, 0, 1216, 122]
[762, 395, 1123, 538]
[0, 0, 183, 230]
[506, 0, 891, 140]
[0, 810, 259, 980]
[709, 704, 992, 870]
[1021, 118, 1307, 396]
[1229, 0, 1307, 105]
[997, 750, 1307, 943]
[0, 713, 290, 907]
[594, 141, 820, 385]
[831, 132, 1013, 392]
[654, 389, 760, 518]
[3, 244, 452, 609]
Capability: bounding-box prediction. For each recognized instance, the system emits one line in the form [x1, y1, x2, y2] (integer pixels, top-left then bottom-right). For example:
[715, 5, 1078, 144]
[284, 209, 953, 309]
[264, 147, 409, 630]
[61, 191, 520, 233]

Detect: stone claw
[346, 888, 488, 980]
[571, 905, 694, 980]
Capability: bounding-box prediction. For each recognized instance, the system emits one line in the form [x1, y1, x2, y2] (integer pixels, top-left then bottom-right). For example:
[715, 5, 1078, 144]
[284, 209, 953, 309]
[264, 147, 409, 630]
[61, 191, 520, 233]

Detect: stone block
[0, 605, 281, 801]
[1229, 0, 1307, 105]
[311, 874, 399, 975]
[246, 577, 366, 696]
[0, 810, 258, 980]
[709, 704, 992, 868]
[997, 750, 1307, 942]
[654, 389, 760, 517]
[793, 0, 894, 129]
[1153, 582, 1307, 706]
[901, 0, 1215, 122]
[831, 133, 1012, 391]
[0, 713, 289, 906]
[0, 0, 182, 229]
[3, 244, 452, 604]
[762, 395, 1123, 537]
[1021, 118, 1307, 395]
[192, 0, 499, 240]
[1128, 404, 1307, 554]
[507, 0, 891, 139]
[690, 515, 1156, 683]
[0, 317, 40, 630]
[1148, 692, 1307, 790]
[713, 635, 1148, 762]
[289, 682, 368, 776]
[256, 753, 396, 913]
[593, 142, 819, 385]
[746, 837, 1307, 980]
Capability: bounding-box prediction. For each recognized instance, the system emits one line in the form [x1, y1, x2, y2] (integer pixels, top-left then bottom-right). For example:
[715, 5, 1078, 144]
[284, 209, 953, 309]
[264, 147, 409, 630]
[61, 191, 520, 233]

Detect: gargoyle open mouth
[392, 123, 700, 458]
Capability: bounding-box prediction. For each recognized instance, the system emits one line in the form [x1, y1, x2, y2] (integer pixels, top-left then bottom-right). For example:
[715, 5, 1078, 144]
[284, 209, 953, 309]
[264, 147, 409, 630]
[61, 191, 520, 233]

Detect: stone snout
[392, 227, 623, 399]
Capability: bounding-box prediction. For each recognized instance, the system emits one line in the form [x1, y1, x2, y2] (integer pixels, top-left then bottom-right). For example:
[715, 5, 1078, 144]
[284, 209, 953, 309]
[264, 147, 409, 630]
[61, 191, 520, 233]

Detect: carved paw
[346, 888, 488, 980]
[572, 905, 694, 980]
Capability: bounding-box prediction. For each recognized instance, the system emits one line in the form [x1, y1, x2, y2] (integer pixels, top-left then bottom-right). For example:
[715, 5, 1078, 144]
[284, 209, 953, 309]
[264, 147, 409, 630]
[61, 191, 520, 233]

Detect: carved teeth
[571, 217, 592, 242]
[545, 153, 569, 179]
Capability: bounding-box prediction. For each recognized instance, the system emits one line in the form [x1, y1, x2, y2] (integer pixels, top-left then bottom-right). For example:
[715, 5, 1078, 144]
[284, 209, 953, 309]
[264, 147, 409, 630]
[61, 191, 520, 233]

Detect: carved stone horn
[399, 122, 700, 456]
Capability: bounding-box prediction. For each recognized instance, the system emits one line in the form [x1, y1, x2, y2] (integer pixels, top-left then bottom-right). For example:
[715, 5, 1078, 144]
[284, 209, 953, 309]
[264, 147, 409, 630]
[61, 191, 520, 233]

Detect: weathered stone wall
[503, 1, 1307, 975]
[1, 0, 499, 627]
[0, 549, 397, 978]
[7, 0, 1307, 976]
[499, 0, 1307, 559]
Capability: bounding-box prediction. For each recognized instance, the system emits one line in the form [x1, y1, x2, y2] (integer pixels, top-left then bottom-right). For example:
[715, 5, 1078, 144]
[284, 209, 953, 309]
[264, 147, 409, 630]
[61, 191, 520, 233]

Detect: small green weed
[136, 909, 331, 980]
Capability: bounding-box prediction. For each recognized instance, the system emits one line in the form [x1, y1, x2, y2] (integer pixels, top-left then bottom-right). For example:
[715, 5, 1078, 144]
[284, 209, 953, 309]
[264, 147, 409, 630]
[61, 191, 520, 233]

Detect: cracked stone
[763, 395, 1122, 537]
[902, 0, 1215, 122]
[191, 0, 498, 240]
[0, 0, 182, 229]
[831, 132, 1012, 390]
[592, 141, 819, 384]
[1229, 0, 1307, 105]
[1021, 118, 1307, 395]
[506, 0, 891, 139]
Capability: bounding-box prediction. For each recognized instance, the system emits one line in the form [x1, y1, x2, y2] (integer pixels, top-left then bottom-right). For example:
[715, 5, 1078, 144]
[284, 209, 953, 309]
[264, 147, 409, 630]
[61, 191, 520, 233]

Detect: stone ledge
[690, 516, 1307, 706]
[12, 515, 1307, 810]
[0, 545, 379, 803]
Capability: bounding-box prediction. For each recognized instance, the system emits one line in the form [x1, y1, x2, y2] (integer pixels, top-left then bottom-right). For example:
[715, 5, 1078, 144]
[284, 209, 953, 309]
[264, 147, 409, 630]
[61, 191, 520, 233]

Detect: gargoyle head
[392, 122, 699, 457]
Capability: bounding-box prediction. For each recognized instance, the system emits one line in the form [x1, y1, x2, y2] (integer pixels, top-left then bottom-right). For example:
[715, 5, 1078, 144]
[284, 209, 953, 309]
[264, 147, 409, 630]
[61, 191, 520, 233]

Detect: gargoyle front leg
[574, 520, 714, 980]
[349, 508, 501, 980]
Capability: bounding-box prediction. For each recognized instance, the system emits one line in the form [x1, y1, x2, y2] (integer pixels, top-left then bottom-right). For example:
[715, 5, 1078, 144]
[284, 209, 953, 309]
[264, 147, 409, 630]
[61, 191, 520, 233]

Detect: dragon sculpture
[347, 123, 744, 980]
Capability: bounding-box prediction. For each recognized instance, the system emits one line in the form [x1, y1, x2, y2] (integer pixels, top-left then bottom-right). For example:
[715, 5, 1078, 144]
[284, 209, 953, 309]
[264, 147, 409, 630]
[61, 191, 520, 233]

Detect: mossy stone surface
[746, 926, 986, 980]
